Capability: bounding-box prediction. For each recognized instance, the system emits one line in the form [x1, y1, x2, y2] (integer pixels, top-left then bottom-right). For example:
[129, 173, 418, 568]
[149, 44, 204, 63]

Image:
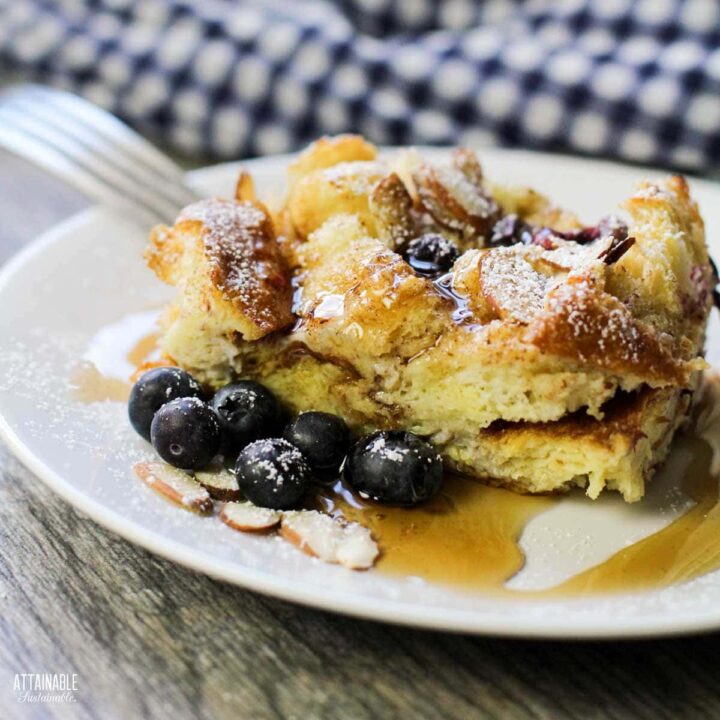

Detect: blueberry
[561, 226, 601, 245]
[128, 367, 204, 441]
[405, 233, 460, 276]
[150, 397, 221, 470]
[488, 214, 533, 247]
[210, 381, 279, 453]
[344, 431, 443, 506]
[284, 412, 350, 474]
[235, 438, 310, 509]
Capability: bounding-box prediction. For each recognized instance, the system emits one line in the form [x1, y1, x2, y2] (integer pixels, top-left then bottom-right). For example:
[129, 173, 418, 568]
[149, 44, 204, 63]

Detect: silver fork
[0, 84, 201, 227]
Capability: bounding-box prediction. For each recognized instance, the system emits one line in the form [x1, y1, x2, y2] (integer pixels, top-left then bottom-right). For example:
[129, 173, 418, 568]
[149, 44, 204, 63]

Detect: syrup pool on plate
[315, 435, 719, 598]
[70, 309, 161, 403]
[74, 310, 720, 598]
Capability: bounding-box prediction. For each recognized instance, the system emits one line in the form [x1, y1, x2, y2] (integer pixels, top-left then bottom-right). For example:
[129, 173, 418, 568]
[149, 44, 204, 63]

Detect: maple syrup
[75, 311, 720, 598]
[69, 361, 132, 403]
[539, 438, 717, 597]
[317, 436, 719, 597]
[316, 476, 553, 592]
[70, 310, 160, 403]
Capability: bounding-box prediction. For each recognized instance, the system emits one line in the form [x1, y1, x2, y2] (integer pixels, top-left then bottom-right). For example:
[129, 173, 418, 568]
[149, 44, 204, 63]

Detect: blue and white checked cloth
[1, 0, 719, 171]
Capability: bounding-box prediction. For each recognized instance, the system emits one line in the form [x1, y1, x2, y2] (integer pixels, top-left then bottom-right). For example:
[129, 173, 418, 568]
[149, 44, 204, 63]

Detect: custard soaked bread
[145, 136, 713, 502]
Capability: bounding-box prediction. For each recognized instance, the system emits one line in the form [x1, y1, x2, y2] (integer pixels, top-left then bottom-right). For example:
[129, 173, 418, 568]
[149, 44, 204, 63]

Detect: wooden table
[2, 149, 720, 720]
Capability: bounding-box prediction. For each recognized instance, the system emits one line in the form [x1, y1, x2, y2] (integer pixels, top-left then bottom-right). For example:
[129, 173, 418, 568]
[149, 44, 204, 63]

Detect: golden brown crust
[482, 387, 673, 449]
[287, 160, 386, 239]
[294, 215, 451, 364]
[145, 137, 713, 501]
[287, 134, 377, 186]
[450, 211, 708, 388]
[178, 199, 294, 337]
[488, 183, 583, 232]
[234, 169, 257, 203]
[146, 224, 183, 285]
[526, 273, 698, 386]
[610, 174, 711, 339]
[368, 172, 416, 250]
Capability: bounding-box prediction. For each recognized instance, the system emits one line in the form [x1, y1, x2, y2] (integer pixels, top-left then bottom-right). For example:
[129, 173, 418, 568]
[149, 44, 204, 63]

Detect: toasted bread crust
[526, 274, 698, 386]
[145, 138, 712, 501]
[182, 200, 293, 335]
[287, 134, 377, 185]
[146, 199, 293, 343]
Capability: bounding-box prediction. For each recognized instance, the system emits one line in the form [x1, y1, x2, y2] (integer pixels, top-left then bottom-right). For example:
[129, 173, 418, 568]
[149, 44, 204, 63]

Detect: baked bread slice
[145, 136, 713, 502]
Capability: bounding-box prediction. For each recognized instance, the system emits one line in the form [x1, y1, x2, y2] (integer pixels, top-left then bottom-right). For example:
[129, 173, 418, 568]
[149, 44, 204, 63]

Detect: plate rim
[2, 150, 720, 640]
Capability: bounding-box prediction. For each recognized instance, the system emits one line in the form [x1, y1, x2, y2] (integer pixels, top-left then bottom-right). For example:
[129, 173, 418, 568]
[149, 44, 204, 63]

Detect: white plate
[1, 148, 719, 639]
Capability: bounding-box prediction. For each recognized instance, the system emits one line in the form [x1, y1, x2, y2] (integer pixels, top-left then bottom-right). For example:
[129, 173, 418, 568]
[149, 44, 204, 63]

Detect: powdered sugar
[322, 161, 382, 195]
[179, 198, 291, 333]
[480, 246, 554, 323]
[241, 438, 308, 494]
[368, 434, 409, 463]
[436, 164, 496, 221]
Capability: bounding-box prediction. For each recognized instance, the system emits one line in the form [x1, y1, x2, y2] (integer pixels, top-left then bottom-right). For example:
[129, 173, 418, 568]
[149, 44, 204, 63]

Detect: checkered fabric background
[1, 0, 719, 170]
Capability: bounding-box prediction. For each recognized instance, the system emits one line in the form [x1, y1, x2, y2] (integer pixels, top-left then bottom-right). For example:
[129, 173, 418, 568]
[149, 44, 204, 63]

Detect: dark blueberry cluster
[128, 367, 204, 441]
[488, 214, 534, 247]
[488, 214, 630, 251]
[128, 369, 444, 510]
[235, 438, 310, 509]
[210, 380, 279, 453]
[405, 233, 460, 277]
[151, 396, 220, 470]
[284, 411, 350, 478]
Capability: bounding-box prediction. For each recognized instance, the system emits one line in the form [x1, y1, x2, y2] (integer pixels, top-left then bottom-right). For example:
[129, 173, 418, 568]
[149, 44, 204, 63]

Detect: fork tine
[0, 85, 204, 228]
[8, 94, 197, 212]
[0, 120, 164, 228]
[20, 85, 187, 183]
[0, 108, 172, 226]
[0, 105, 179, 222]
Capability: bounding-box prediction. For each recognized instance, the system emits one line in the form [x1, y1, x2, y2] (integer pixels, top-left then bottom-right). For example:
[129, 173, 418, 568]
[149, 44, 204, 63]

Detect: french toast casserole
[144, 135, 713, 503]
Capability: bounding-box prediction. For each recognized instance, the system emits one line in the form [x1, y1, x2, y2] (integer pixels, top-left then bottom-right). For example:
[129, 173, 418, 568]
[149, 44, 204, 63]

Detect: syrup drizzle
[537, 438, 717, 597]
[69, 362, 132, 403]
[433, 272, 474, 324]
[73, 311, 720, 599]
[316, 435, 720, 597]
[70, 310, 160, 403]
[316, 476, 553, 591]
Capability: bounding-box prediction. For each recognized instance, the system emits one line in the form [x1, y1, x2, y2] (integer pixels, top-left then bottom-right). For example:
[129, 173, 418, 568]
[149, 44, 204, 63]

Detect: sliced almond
[280, 510, 379, 570]
[369, 172, 416, 250]
[413, 159, 499, 240]
[195, 468, 242, 501]
[219, 502, 281, 533]
[597, 231, 635, 265]
[452, 146, 484, 186]
[133, 461, 213, 514]
[479, 246, 552, 323]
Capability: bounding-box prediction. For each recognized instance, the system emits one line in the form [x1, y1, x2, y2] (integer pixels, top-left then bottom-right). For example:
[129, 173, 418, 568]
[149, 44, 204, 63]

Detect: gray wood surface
[2, 149, 720, 720]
